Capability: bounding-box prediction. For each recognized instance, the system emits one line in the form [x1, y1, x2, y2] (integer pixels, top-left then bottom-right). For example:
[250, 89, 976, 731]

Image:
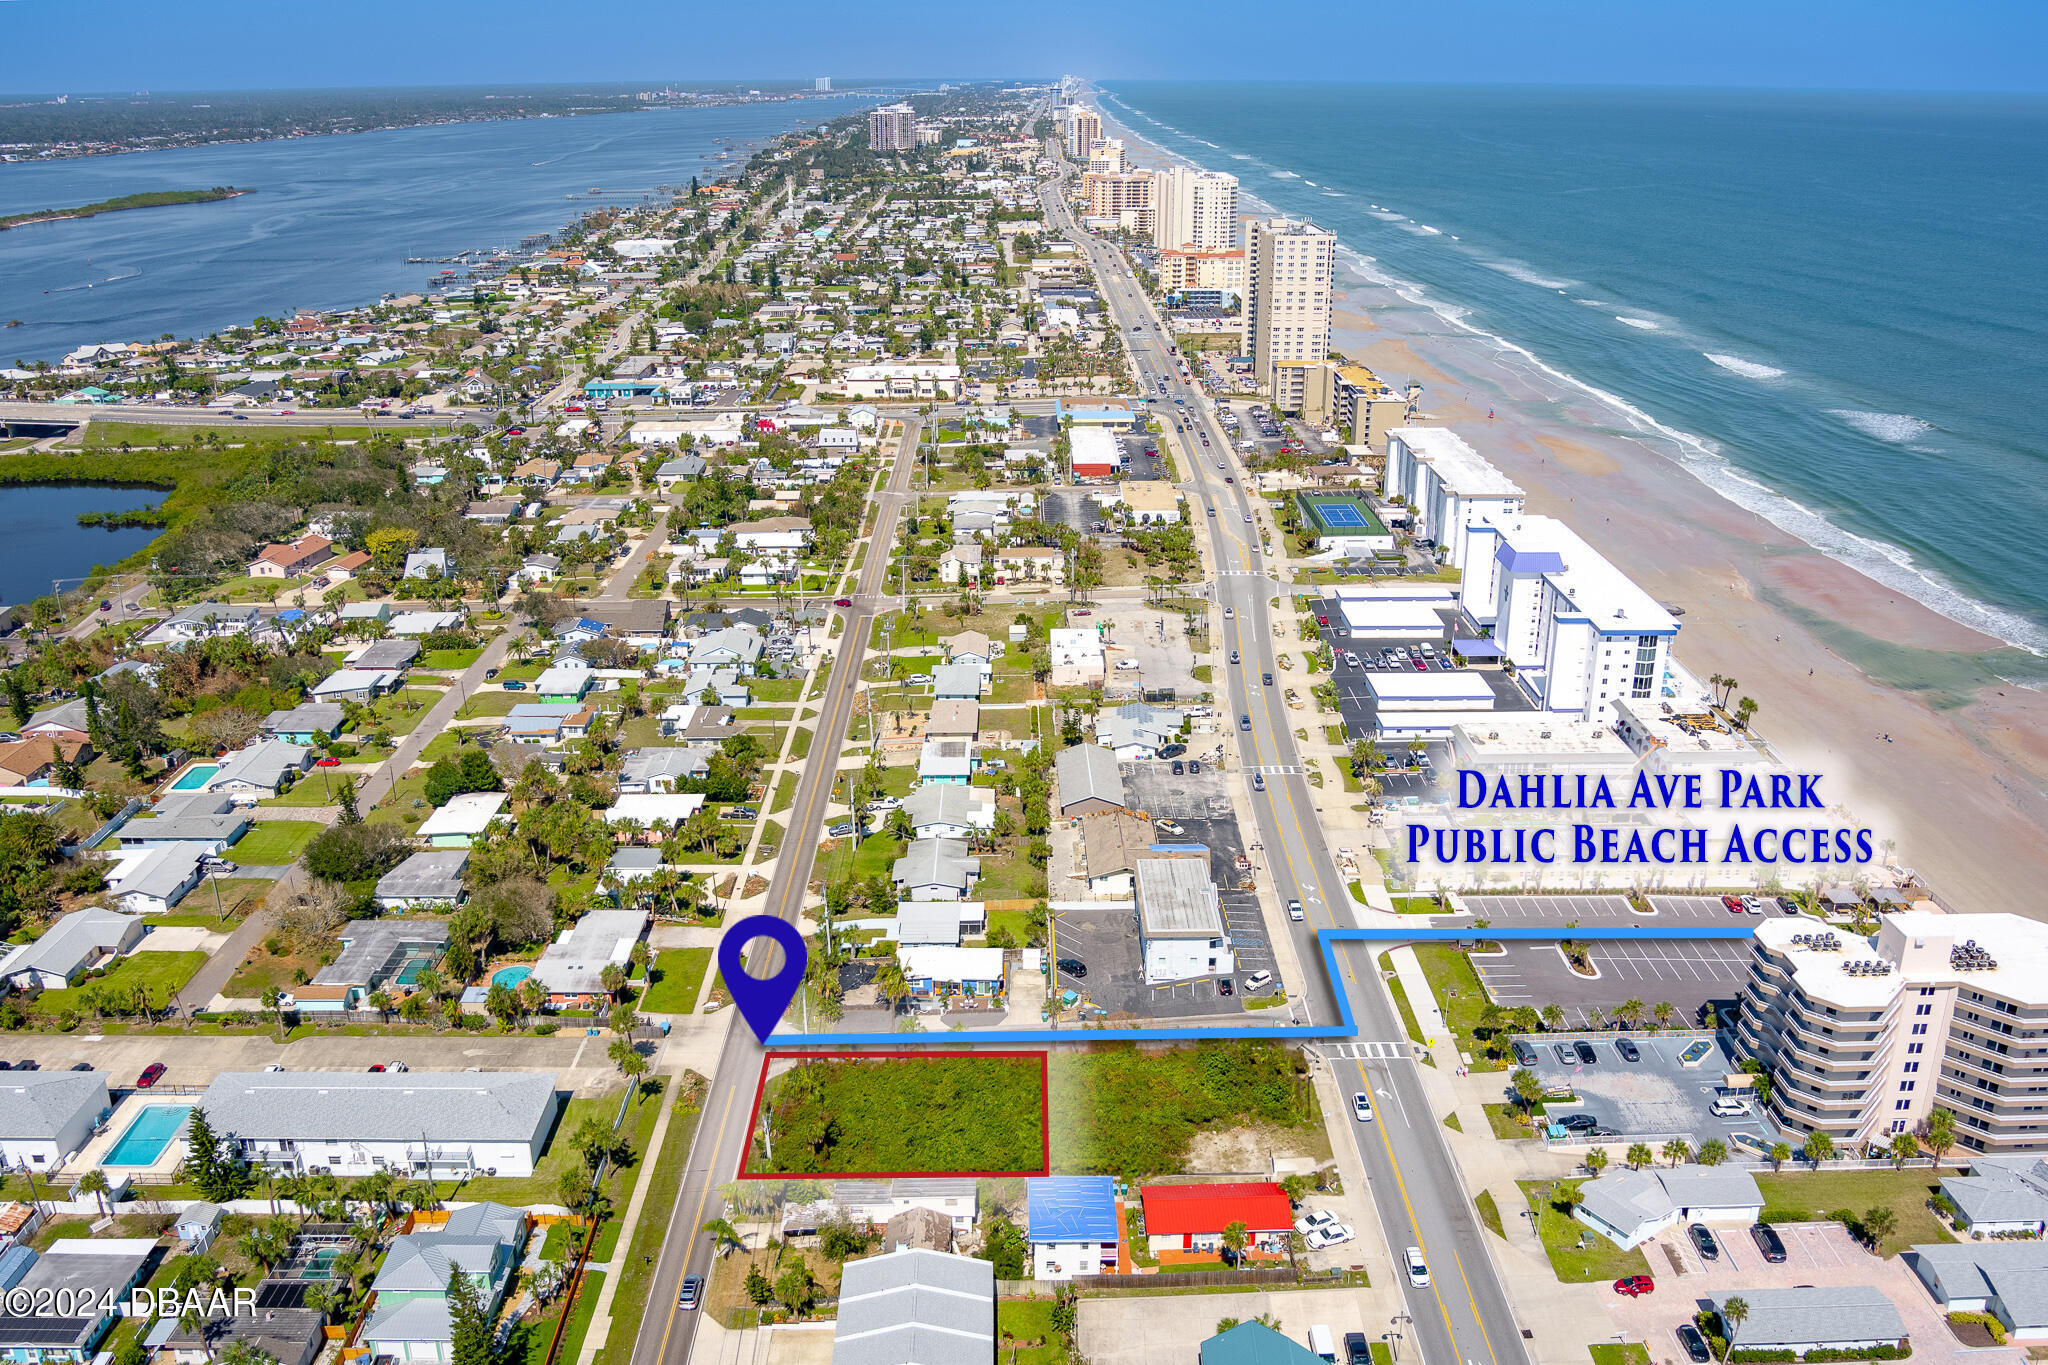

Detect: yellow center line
[1360, 1057, 1481, 1363]
[653, 1084, 737, 1364]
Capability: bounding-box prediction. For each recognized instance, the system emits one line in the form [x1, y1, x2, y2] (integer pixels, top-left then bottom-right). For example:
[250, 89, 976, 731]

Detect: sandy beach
[1107, 111, 2048, 918]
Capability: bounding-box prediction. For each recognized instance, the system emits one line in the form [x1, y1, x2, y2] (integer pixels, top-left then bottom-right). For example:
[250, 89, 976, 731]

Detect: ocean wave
[1615, 316, 1661, 330]
[1481, 260, 1576, 290]
[1228, 153, 1253, 161]
[1369, 210, 1405, 222]
[1400, 223, 1443, 236]
[1321, 190, 1344, 197]
[1829, 409, 1935, 443]
[1703, 352, 1787, 380]
[1100, 88, 2048, 656]
[1270, 170, 1299, 179]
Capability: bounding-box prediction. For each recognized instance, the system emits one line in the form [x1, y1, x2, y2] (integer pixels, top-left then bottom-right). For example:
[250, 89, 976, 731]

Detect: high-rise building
[1081, 170, 1154, 234]
[1156, 248, 1246, 296]
[1087, 139, 1128, 176]
[1243, 217, 1336, 413]
[1065, 107, 1102, 160]
[1736, 910, 2048, 1154]
[814, 77, 832, 92]
[1152, 167, 1239, 251]
[869, 103, 917, 153]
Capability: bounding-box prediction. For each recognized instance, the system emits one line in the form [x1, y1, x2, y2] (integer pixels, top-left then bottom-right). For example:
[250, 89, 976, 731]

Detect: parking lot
[1604, 1222, 1990, 1365]
[1514, 1030, 1780, 1142]
[1456, 894, 1786, 930]
[1306, 595, 1533, 742]
[1476, 936, 1752, 1027]
[1048, 762, 1281, 1017]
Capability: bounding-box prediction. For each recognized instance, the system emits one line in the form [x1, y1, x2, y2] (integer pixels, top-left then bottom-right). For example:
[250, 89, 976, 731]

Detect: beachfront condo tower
[869, 103, 917, 153]
[1065, 107, 1103, 160]
[1737, 910, 2048, 1155]
[1245, 216, 1336, 414]
[1152, 167, 1240, 251]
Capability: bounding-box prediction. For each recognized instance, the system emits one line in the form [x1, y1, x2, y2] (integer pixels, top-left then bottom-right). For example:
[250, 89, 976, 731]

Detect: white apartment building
[1087, 139, 1129, 175]
[1244, 217, 1336, 414]
[1152, 167, 1239, 250]
[869, 104, 917, 153]
[1738, 911, 2048, 1155]
[1384, 427, 1525, 570]
[1136, 858, 1232, 984]
[1460, 513, 1678, 723]
[1064, 107, 1102, 159]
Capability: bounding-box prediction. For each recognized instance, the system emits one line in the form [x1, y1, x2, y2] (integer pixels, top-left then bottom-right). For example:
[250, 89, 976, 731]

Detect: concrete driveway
[1603, 1221, 2018, 1365]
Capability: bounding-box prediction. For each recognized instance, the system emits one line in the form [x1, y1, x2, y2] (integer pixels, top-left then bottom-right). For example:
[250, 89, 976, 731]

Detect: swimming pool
[491, 964, 533, 989]
[170, 764, 219, 791]
[105, 1104, 193, 1166]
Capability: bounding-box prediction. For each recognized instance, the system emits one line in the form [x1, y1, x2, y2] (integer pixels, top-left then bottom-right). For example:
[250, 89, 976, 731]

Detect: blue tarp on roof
[1028, 1175, 1118, 1242]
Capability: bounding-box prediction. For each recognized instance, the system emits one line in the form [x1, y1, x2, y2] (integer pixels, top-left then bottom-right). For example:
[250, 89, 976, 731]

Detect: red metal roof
[1138, 1182, 1292, 1235]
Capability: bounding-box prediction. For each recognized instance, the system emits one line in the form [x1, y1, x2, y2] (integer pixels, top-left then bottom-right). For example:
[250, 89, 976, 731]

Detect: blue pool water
[491, 965, 533, 989]
[170, 764, 218, 791]
[105, 1104, 192, 1166]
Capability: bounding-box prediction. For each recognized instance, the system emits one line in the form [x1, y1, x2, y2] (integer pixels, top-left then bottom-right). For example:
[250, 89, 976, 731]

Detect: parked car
[1678, 1326, 1712, 1364]
[678, 1276, 704, 1311]
[1230, 650, 1240, 664]
[1345, 1334, 1371, 1365]
[1722, 894, 1745, 912]
[484, 668, 499, 681]
[1573, 1041, 1598, 1065]
[1217, 978, 1234, 997]
[1751, 1223, 1787, 1262]
[314, 756, 341, 768]
[367, 1064, 385, 1072]
[1244, 970, 1274, 992]
[11, 1060, 35, 1072]
[1305, 1224, 1355, 1250]
[1688, 1224, 1720, 1261]
[386, 1061, 408, 1073]
[137, 1063, 166, 1088]
[1553, 1043, 1575, 1064]
[723, 806, 760, 822]
[1709, 1096, 1751, 1118]
[1056, 958, 1087, 979]
[1556, 1114, 1599, 1132]
[1513, 1040, 1539, 1067]
[501, 680, 527, 691]
[1613, 1275, 1655, 1298]
[1616, 1038, 1641, 1062]
[1115, 660, 1141, 671]
[69, 1062, 92, 1072]
[1171, 760, 1185, 776]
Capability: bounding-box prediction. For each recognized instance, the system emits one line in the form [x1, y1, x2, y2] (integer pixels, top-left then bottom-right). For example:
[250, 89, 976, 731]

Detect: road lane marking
[654, 1083, 737, 1365]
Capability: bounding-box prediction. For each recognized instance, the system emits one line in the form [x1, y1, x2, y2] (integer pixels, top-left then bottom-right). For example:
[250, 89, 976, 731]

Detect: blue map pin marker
[717, 915, 808, 1043]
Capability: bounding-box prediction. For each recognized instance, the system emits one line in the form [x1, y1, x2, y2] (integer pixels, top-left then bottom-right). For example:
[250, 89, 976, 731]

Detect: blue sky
[1, 0, 2043, 94]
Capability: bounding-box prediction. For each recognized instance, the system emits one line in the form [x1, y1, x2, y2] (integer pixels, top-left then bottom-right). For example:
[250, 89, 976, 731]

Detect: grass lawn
[459, 1088, 657, 1207]
[1485, 1104, 1538, 1140]
[1474, 1189, 1504, 1238]
[640, 949, 712, 1013]
[515, 1269, 605, 1365]
[1753, 1168, 1951, 1254]
[1412, 944, 1506, 1071]
[34, 951, 206, 1016]
[457, 690, 527, 718]
[420, 647, 483, 670]
[1520, 1179, 1652, 1283]
[830, 832, 905, 883]
[1588, 1346, 1650, 1365]
[263, 771, 359, 806]
[754, 1055, 1046, 1175]
[996, 1299, 1065, 1365]
[975, 849, 1048, 902]
[229, 822, 319, 866]
[750, 677, 807, 703]
[768, 773, 797, 815]
[1050, 1042, 1326, 1179]
[788, 726, 813, 760]
[539, 1217, 623, 1265]
[1379, 953, 1427, 1047]
[225, 941, 327, 999]
[152, 878, 267, 926]
[594, 1082, 704, 1365]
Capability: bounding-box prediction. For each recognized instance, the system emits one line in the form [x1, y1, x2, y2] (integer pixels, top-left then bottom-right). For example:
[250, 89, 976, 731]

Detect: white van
[1307, 1326, 1337, 1363]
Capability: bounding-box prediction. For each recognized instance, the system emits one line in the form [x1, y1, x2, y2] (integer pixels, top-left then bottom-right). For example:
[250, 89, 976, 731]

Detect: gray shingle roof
[832, 1249, 993, 1365]
[375, 850, 470, 901]
[0, 1072, 107, 1141]
[1940, 1161, 2048, 1226]
[0, 906, 144, 980]
[1713, 1286, 1904, 1349]
[1055, 742, 1124, 811]
[903, 784, 991, 832]
[893, 838, 980, 893]
[196, 1072, 559, 1145]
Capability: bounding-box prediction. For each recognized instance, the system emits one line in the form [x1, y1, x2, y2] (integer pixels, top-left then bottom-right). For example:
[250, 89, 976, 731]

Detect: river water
[0, 95, 868, 364]
[0, 484, 164, 611]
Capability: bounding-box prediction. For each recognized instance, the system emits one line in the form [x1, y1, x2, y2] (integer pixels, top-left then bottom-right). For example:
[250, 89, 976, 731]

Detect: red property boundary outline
[736, 1048, 1052, 1180]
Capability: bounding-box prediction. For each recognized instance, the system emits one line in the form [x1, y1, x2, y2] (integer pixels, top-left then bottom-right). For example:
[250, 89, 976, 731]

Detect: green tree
[743, 1265, 774, 1305]
[978, 1213, 1027, 1279]
[77, 1168, 111, 1217]
[1924, 1108, 1956, 1171]
[1861, 1204, 1898, 1251]
[1510, 1068, 1542, 1113]
[1584, 1146, 1609, 1176]
[1696, 1139, 1728, 1167]
[1220, 1219, 1249, 1266]
[1803, 1131, 1835, 1168]
[775, 1259, 816, 1317]
[1768, 1142, 1792, 1173]
[1662, 1138, 1692, 1167]
[446, 1264, 494, 1365]
[1625, 1143, 1653, 1170]
[700, 1218, 743, 1257]
[1722, 1296, 1750, 1342]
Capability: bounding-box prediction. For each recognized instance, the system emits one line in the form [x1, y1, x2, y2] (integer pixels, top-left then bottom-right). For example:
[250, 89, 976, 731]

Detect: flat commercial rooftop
[1365, 672, 1496, 706]
[1339, 599, 1447, 635]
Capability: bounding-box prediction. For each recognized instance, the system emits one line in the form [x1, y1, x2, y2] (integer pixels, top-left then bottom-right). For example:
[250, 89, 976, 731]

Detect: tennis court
[1318, 502, 1371, 526]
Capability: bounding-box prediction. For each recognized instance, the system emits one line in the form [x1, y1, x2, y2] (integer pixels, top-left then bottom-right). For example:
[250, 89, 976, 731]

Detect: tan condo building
[1737, 910, 2048, 1155]
[1152, 167, 1239, 251]
[1244, 217, 1336, 414]
[869, 103, 917, 153]
[1064, 107, 1103, 159]
[1156, 248, 1246, 296]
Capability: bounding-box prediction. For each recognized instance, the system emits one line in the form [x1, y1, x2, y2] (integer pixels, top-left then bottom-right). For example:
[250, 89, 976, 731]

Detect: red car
[137, 1063, 166, 1089]
[506, 426, 526, 436]
[1072, 609, 1091, 617]
[367, 1064, 386, 1072]
[833, 597, 852, 608]
[314, 756, 341, 768]
[1613, 1276, 1654, 1297]
[1722, 895, 1745, 913]
[1316, 615, 1330, 626]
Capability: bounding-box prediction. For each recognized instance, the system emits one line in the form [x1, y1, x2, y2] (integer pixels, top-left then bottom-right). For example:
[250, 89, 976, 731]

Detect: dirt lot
[1088, 602, 1206, 697]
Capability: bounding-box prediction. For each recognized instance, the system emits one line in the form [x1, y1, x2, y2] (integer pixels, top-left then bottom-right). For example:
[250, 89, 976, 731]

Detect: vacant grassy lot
[753, 1055, 1046, 1176]
[1050, 1042, 1325, 1180]
[34, 951, 206, 1016]
[640, 949, 712, 1014]
[1754, 1168, 1951, 1254]
[229, 822, 319, 866]
[1412, 944, 1505, 1070]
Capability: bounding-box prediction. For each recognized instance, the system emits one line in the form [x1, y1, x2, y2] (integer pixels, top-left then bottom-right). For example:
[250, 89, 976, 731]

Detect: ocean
[1099, 82, 2048, 655]
[0, 94, 868, 366]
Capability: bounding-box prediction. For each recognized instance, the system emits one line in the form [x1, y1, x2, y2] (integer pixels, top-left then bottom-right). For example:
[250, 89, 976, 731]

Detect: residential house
[1938, 1161, 2048, 1236]
[530, 910, 648, 1006]
[994, 545, 1063, 585]
[896, 945, 1005, 1001]
[618, 748, 711, 794]
[902, 784, 995, 841]
[208, 739, 313, 797]
[1910, 1241, 2048, 1337]
[261, 702, 347, 746]
[604, 793, 706, 833]
[533, 666, 595, 704]
[1706, 1288, 1905, 1356]
[832, 1180, 981, 1233]
[831, 1249, 993, 1365]
[893, 839, 981, 901]
[160, 603, 260, 642]
[403, 548, 451, 579]
[311, 668, 400, 705]
[1200, 1324, 1327, 1365]
[417, 793, 509, 849]
[926, 700, 979, 740]
[353, 639, 421, 672]
[932, 663, 984, 700]
[338, 601, 391, 629]
[308, 920, 450, 1011]
[503, 703, 589, 747]
[1097, 703, 1184, 761]
[0, 737, 89, 789]
[1139, 1182, 1292, 1256]
[388, 610, 465, 637]
[516, 554, 561, 585]
[197, 1071, 560, 1178]
[162, 1309, 324, 1365]
[120, 792, 250, 853]
[247, 535, 336, 580]
[0, 1241, 154, 1363]
[939, 543, 983, 586]
[0, 1071, 110, 1170]
[373, 850, 470, 910]
[106, 846, 208, 913]
[691, 627, 764, 668]
[1028, 1176, 1120, 1281]
[1054, 743, 1126, 817]
[896, 903, 988, 948]
[361, 1203, 528, 1365]
[917, 739, 975, 786]
[1135, 858, 1231, 985]
[1047, 628, 1105, 688]
[1081, 812, 1164, 896]
[1573, 1165, 1764, 1250]
[18, 699, 91, 747]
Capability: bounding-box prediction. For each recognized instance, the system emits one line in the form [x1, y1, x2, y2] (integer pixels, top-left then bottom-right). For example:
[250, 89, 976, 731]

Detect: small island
[0, 185, 249, 231]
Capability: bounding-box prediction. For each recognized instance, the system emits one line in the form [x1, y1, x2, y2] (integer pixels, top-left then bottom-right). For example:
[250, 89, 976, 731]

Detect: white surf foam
[1615, 317, 1661, 330]
[1830, 410, 1935, 443]
[1704, 352, 1787, 380]
[1482, 260, 1576, 290]
[1270, 170, 1299, 179]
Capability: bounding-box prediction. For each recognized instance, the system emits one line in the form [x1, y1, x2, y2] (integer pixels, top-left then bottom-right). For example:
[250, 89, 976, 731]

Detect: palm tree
[1860, 1205, 1897, 1251]
[1625, 1143, 1653, 1170]
[519, 976, 548, 1019]
[1652, 1001, 1675, 1029]
[1540, 1004, 1564, 1031]
[1220, 1219, 1249, 1266]
[1768, 1142, 1791, 1173]
[874, 960, 910, 1015]
[701, 1217, 744, 1257]
[600, 962, 630, 1001]
[367, 990, 394, 1023]
[1803, 1132, 1835, 1169]
[1662, 1139, 1692, 1167]
[261, 985, 288, 1039]
[1616, 999, 1646, 1030]
[1584, 1147, 1609, 1176]
[1888, 1132, 1921, 1168]
[1696, 1139, 1728, 1167]
[77, 1169, 111, 1218]
[1721, 1296, 1750, 1343]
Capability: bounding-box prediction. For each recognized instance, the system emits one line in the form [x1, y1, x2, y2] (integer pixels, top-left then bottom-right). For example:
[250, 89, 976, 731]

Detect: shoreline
[0, 186, 248, 232]
[1095, 96, 2048, 919]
